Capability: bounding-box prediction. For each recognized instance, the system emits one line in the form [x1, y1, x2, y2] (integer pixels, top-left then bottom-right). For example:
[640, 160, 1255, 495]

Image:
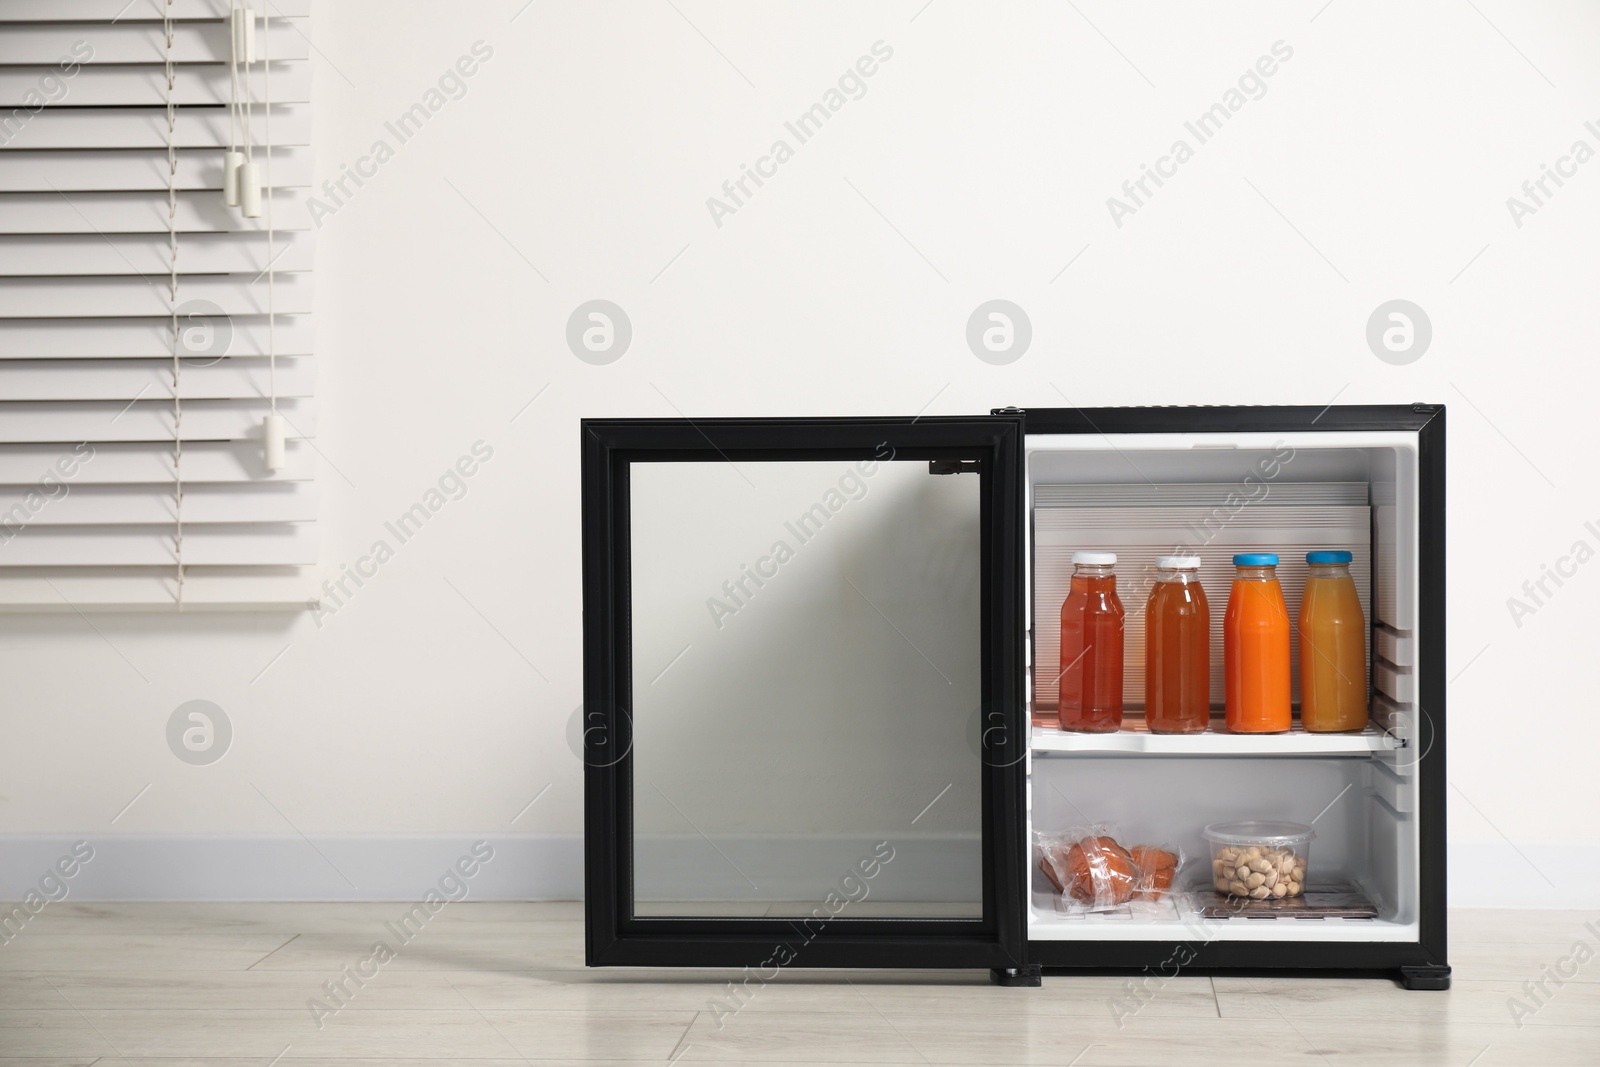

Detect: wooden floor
[0, 903, 1595, 1065]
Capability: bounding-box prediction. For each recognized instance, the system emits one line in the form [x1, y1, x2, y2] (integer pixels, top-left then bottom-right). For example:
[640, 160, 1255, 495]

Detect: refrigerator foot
[990, 965, 1043, 987]
[1399, 965, 1452, 990]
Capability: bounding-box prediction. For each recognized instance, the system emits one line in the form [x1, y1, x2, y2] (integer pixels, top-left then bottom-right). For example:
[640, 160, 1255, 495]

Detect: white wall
[4, 0, 1599, 906]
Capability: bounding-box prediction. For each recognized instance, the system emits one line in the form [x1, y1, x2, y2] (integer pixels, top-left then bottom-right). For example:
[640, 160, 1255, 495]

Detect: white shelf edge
[1031, 720, 1397, 757]
[1027, 913, 1421, 942]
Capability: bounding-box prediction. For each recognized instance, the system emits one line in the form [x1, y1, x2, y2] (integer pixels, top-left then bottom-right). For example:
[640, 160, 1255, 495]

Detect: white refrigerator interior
[1024, 430, 1421, 944]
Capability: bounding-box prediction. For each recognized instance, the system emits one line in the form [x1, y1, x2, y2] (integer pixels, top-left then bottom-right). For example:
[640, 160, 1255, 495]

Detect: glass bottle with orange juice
[1058, 551, 1125, 733]
[1223, 553, 1291, 733]
[1144, 555, 1210, 734]
[1299, 550, 1368, 732]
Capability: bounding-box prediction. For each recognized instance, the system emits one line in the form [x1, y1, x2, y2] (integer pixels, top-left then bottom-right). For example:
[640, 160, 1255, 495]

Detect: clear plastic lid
[1202, 820, 1315, 846]
[1071, 551, 1117, 566]
[1155, 555, 1201, 569]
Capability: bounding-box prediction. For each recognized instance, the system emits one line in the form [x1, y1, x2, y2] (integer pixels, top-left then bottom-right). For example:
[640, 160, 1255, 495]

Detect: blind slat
[0, 190, 313, 234]
[0, 232, 314, 276]
[0, 566, 312, 612]
[0, 357, 314, 401]
[0, 440, 313, 483]
[0, 2, 311, 21]
[0, 22, 308, 65]
[0, 481, 317, 525]
[0, 398, 317, 443]
[0, 61, 310, 107]
[0, 315, 313, 358]
[0, 274, 313, 317]
[0, 524, 317, 566]
[0, 148, 313, 192]
[1, 105, 310, 150]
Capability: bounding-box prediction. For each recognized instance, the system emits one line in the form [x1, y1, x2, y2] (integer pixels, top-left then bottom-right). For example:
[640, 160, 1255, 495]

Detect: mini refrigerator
[581, 405, 1448, 989]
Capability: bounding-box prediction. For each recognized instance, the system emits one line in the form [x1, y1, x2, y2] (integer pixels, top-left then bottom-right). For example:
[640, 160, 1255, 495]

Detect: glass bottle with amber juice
[1299, 550, 1368, 731]
[1145, 555, 1210, 733]
[1059, 551, 1125, 733]
[1224, 553, 1291, 733]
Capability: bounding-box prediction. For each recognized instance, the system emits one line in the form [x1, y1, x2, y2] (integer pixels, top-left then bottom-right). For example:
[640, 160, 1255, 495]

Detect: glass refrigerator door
[581, 416, 1027, 970]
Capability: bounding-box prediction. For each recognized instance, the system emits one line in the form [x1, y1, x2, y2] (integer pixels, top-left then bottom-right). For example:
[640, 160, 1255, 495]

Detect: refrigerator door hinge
[991, 406, 1025, 415]
[929, 459, 981, 475]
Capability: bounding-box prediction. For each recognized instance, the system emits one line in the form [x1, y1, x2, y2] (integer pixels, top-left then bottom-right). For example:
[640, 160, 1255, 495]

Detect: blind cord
[241, 7, 253, 170]
[261, 6, 284, 470]
[234, 3, 261, 218]
[265, 4, 276, 417]
[224, 0, 240, 208]
[226, 0, 239, 157]
[223, 0, 248, 210]
[164, 0, 185, 607]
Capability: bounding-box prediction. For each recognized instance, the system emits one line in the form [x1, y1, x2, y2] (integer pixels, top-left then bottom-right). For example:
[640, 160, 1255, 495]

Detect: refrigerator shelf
[1031, 718, 1396, 757]
[1028, 883, 1411, 942]
[1193, 883, 1379, 919]
[1027, 909, 1418, 942]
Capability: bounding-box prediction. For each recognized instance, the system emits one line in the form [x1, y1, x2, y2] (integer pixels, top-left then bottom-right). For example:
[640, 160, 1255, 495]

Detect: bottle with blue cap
[1300, 550, 1368, 732]
[1223, 552, 1291, 733]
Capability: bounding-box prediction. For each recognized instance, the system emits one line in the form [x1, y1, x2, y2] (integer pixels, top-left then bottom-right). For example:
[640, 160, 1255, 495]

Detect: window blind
[0, 0, 316, 611]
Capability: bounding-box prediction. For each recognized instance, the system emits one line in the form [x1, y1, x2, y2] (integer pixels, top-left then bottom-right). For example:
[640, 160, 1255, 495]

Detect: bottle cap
[1155, 555, 1201, 569]
[1306, 550, 1353, 564]
[1232, 553, 1279, 567]
[1071, 551, 1117, 566]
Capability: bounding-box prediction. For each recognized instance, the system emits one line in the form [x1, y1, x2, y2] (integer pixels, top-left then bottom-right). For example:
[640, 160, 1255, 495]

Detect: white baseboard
[0, 833, 977, 904]
[0, 835, 583, 901]
[3, 834, 1594, 908]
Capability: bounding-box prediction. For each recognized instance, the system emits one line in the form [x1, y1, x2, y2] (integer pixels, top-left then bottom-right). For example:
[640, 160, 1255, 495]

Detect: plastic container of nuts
[1203, 821, 1313, 900]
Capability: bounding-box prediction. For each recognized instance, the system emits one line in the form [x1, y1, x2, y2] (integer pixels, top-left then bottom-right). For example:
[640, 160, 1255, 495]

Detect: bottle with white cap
[1058, 550, 1125, 733]
[1145, 555, 1211, 734]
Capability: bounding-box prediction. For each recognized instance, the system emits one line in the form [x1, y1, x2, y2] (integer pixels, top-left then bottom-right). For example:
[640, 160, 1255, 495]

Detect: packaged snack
[1130, 844, 1181, 901]
[1037, 828, 1184, 910]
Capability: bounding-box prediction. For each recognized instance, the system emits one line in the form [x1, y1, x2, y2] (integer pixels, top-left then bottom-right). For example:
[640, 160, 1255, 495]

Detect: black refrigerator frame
[581, 404, 1448, 989]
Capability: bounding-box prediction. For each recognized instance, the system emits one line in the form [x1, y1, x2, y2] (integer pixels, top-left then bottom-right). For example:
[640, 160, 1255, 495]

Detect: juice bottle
[1144, 555, 1210, 734]
[1223, 553, 1291, 733]
[1058, 551, 1125, 733]
[1299, 550, 1368, 732]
